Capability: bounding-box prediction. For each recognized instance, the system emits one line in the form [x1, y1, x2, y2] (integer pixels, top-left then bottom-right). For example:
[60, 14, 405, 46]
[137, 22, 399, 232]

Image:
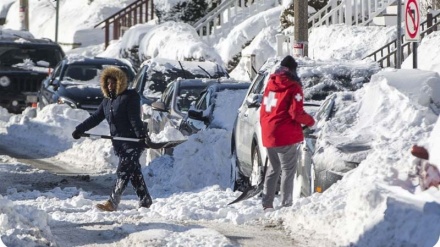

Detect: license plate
[26, 95, 38, 103]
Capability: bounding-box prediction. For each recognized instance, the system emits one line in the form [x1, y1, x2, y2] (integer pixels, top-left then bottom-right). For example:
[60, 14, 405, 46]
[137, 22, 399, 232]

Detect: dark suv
[0, 33, 65, 113]
[38, 56, 135, 114]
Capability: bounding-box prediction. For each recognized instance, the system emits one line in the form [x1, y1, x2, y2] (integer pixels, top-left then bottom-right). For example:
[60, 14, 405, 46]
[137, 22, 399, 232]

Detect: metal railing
[94, 0, 154, 48]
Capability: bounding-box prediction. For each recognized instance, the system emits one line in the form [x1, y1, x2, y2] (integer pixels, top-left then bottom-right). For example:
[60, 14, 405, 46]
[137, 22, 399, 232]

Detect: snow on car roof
[0, 28, 34, 40]
[141, 57, 227, 76]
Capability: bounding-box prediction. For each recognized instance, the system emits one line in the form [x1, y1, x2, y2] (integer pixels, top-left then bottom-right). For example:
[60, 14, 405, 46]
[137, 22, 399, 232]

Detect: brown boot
[96, 200, 116, 212]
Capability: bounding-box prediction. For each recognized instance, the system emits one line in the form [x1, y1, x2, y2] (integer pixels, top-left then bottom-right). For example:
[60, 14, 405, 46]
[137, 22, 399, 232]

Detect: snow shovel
[228, 156, 268, 205]
[80, 133, 186, 149]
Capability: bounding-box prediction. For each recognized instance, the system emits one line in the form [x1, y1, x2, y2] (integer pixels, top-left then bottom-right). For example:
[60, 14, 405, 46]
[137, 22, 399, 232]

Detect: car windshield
[314, 95, 335, 123]
[62, 64, 134, 86]
[140, 59, 228, 100]
[0, 45, 63, 67]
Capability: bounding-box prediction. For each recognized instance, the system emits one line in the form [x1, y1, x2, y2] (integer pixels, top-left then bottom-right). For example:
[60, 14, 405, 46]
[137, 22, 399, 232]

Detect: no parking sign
[405, 0, 420, 42]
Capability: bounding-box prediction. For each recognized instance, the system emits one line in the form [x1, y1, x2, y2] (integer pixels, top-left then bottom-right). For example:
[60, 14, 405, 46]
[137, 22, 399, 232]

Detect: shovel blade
[228, 184, 263, 205]
[145, 139, 186, 149]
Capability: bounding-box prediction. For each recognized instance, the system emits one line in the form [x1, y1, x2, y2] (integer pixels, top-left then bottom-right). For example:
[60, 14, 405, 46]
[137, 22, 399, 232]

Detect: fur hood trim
[100, 66, 128, 98]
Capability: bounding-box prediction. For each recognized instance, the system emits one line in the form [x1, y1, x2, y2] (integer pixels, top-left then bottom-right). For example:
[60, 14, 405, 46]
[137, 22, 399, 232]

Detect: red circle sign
[405, 0, 420, 39]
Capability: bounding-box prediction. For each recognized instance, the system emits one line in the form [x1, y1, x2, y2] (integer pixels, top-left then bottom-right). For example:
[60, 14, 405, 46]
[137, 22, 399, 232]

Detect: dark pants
[109, 148, 152, 209]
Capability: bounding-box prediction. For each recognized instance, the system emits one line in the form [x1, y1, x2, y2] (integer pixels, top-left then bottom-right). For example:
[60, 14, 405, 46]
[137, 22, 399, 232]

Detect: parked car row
[12, 36, 375, 199]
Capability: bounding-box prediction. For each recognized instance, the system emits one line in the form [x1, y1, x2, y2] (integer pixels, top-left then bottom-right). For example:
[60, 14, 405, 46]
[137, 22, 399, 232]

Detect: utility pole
[396, 0, 402, 69]
[293, 0, 308, 57]
[19, 0, 29, 31]
[55, 0, 60, 42]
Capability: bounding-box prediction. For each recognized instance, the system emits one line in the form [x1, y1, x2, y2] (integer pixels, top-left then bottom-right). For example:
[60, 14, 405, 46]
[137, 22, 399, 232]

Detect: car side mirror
[49, 79, 60, 90]
[188, 109, 208, 121]
[151, 101, 168, 112]
[246, 93, 262, 108]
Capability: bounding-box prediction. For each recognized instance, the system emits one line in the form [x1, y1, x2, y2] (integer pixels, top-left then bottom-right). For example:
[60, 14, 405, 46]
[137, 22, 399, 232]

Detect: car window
[132, 66, 146, 91]
[194, 91, 208, 111]
[315, 95, 335, 122]
[161, 83, 175, 108]
[61, 64, 133, 86]
[0, 45, 63, 67]
[248, 72, 268, 95]
[177, 87, 206, 112]
[51, 64, 62, 79]
[140, 60, 228, 100]
[63, 65, 99, 83]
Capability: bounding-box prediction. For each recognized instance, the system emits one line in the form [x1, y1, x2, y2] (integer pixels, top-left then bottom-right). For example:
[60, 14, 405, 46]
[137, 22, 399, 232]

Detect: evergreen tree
[280, 0, 328, 30]
[156, 0, 210, 25]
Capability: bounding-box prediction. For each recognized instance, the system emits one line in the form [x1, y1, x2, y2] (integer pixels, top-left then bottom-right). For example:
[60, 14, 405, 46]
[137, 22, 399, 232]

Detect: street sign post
[404, 0, 420, 68]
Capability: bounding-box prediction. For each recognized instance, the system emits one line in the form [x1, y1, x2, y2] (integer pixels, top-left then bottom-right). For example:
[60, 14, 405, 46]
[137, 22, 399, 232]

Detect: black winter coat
[75, 66, 145, 153]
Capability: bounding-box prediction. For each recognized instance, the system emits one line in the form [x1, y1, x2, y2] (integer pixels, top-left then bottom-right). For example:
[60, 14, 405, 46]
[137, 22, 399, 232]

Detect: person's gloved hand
[72, 129, 83, 140]
[302, 126, 314, 137]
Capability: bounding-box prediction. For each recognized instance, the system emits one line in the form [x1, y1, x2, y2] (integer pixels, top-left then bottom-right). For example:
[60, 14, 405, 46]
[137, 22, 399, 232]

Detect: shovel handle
[81, 133, 142, 142]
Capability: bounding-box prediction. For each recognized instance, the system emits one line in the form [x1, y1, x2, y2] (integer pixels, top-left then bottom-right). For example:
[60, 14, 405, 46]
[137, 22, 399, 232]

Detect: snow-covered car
[146, 78, 231, 159]
[130, 58, 229, 121]
[231, 57, 376, 194]
[38, 56, 136, 114]
[294, 92, 372, 196]
[0, 32, 65, 113]
[179, 81, 250, 136]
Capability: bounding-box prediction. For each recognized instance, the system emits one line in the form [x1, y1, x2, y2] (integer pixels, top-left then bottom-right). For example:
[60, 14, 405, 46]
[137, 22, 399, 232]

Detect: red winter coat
[260, 67, 315, 148]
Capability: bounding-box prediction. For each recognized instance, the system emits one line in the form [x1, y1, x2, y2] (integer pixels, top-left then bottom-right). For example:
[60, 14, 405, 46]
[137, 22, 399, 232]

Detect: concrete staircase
[308, 0, 397, 28]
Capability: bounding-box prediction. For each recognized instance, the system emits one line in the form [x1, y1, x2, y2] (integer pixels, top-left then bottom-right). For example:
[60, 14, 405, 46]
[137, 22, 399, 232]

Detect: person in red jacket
[260, 55, 315, 211]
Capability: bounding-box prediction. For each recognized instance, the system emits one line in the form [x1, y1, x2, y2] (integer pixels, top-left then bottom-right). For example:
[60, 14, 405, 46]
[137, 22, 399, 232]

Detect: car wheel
[250, 145, 264, 187]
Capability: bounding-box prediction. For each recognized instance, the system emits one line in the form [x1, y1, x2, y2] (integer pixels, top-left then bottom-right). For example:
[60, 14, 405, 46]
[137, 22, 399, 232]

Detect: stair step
[384, 5, 404, 15]
[373, 14, 398, 26]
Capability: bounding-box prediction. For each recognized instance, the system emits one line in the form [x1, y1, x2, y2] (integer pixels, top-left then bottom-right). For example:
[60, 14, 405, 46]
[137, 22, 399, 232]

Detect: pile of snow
[1, 0, 440, 245]
[138, 21, 222, 62]
[1, 104, 116, 173]
[283, 69, 440, 246]
[308, 24, 397, 60]
[0, 198, 54, 247]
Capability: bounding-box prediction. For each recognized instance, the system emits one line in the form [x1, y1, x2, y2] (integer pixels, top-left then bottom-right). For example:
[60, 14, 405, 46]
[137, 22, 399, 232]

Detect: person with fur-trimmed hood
[72, 66, 152, 211]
